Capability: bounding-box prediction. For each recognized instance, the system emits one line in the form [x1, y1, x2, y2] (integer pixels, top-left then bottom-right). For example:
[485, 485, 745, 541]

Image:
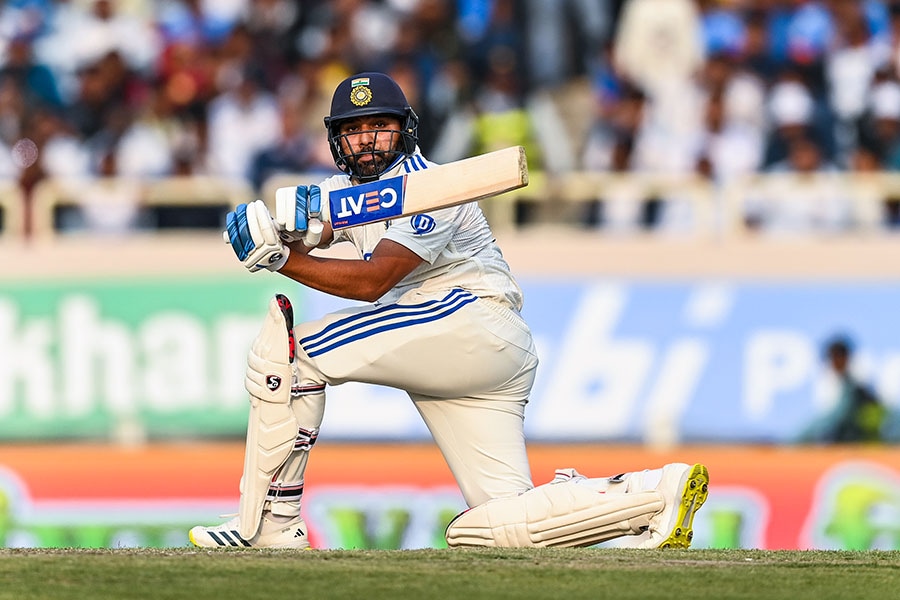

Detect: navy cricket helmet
[324, 72, 419, 181]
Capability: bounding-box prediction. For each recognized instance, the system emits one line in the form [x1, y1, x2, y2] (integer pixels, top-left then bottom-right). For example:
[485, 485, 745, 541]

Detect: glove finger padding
[251, 200, 280, 247]
[248, 200, 290, 272]
[226, 203, 255, 261]
[275, 186, 298, 239]
[226, 200, 289, 273]
[274, 185, 322, 243]
[307, 185, 322, 220]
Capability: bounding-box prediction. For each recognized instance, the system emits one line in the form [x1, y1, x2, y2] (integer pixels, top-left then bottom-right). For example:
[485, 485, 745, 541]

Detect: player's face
[337, 115, 404, 179]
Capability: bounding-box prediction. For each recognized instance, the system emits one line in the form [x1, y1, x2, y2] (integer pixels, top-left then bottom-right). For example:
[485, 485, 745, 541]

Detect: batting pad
[445, 479, 664, 548]
[238, 295, 299, 539]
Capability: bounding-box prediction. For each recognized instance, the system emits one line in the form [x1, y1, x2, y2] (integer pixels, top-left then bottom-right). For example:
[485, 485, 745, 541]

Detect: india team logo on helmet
[350, 78, 373, 107]
[324, 72, 420, 182]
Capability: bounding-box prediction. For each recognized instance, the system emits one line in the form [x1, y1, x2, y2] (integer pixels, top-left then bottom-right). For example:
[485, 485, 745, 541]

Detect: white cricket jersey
[316, 150, 525, 310]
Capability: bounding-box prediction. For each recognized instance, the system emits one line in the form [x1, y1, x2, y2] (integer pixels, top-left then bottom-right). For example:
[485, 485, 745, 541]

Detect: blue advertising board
[2, 275, 898, 443]
[303, 279, 900, 444]
[518, 280, 900, 443]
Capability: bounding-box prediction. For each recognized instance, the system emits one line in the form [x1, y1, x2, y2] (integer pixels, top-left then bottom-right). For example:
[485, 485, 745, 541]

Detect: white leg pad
[445, 479, 664, 548]
[238, 296, 298, 539]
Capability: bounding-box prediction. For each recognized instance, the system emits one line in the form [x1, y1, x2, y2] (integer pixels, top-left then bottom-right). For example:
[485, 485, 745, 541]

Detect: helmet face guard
[326, 124, 417, 182]
[324, 73, 419, 181]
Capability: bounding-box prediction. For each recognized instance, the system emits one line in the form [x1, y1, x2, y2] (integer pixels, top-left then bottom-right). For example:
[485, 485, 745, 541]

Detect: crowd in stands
[2, 0, 900, 235]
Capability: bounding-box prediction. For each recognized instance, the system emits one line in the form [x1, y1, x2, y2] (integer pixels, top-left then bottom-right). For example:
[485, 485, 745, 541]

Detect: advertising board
[3, 277, 900, 443]
[2, 443, 897, 551]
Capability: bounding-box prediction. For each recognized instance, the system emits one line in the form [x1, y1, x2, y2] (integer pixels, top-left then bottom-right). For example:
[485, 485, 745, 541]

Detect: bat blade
[326, 146, 528, 231]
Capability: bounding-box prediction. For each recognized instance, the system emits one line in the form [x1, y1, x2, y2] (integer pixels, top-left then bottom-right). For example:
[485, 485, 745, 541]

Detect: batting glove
[275, 184, 322, 244]
[225, 200, 290, 272]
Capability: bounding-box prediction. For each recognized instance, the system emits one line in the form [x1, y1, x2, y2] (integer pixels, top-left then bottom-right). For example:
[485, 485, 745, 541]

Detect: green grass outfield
[2, 548, 898, 600]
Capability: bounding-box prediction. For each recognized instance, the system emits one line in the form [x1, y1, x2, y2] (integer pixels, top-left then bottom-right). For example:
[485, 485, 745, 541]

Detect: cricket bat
[229, 146, 529, 249]
[319, 145, 528, 230]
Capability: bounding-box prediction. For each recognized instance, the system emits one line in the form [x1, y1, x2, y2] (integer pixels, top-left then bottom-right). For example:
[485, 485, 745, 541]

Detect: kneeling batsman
[190, 195, 710, 550]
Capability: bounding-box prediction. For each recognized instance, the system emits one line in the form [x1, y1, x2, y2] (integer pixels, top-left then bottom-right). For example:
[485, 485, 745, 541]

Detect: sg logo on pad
[330, 176, 405, 228]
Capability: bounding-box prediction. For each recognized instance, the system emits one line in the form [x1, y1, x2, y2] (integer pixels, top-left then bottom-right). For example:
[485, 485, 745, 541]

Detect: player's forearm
[278, 238, 423, 302]
[276, 253, 384, 301]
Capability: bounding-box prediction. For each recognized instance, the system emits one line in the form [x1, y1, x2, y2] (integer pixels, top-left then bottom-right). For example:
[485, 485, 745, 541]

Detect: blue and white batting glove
[275, 184, 323, 246]
[224, 200, 289, 272]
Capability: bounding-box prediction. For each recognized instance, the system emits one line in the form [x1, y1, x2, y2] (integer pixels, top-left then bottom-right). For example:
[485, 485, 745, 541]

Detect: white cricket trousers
[290, 287, 539, 508]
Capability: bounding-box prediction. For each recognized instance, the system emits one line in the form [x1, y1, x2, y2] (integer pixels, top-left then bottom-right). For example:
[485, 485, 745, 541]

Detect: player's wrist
[266, 246, 290, 272]
[283, 238, 314, 257]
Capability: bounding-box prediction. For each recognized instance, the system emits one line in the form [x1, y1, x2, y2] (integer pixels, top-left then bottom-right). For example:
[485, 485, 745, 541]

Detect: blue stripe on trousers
[299, 289, 477, 358]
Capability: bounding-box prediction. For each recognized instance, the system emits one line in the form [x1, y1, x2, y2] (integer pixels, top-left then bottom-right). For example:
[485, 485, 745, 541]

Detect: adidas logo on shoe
[189, 514, 310, 549]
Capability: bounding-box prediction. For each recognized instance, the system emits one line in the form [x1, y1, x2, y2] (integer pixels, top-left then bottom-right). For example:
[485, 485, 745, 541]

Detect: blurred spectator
[859, 75, 900, 169]
[458, 0, 523, 82]
[613, 0, 706, 176]
[240, 0, 301, 87]
[763, 71, 835, 168]
[430, 1, 548, 171]
[890, 3, 900, 77]
[276, 56, 347, 143]
[0, 0, 900, 238]
[66, 50, 146, 141]
[154, 23, 218, 131]
[0, 0, 55, 41]
[613, 0, 705, 97]
[425, 58, 476, 163]
[523, 0, 611, 89]
[582, 75, 644, 173]
[768, 0, 835, 95]
[695, 53, 766, 185]
[156, 0, 237, 49]
[58, 148, 145, 234]
[249, 96, 338, 192]
[825, 0, 893, 167]
[299, 0, 402, 73]
[746, 131, 852, 234]
[31, 107, 91, 182]
[801, 334, 888, 444]
[698, 0, 746, 58]
[0, 74, 25, 146]
[66, 0, 161, 76]
[470, 50, 541, 162]
[115, 87, 183, 178]
[0, 33, 63, 110]
[0, 78, 24, 181]
[214, 23, 259, 93]
[740, 8, 782, 82]
[387, 2, 462, 152]
[205, 64, 281, 181]
[581, 80, 657, 231]
[853, 75, 900, 229]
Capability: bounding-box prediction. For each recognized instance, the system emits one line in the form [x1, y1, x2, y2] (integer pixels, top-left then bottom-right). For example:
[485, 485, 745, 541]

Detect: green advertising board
[0, 275, 308, 441]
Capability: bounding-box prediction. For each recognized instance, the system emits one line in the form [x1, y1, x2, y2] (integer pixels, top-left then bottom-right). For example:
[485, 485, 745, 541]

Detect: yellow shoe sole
[657, 463, 709, 549]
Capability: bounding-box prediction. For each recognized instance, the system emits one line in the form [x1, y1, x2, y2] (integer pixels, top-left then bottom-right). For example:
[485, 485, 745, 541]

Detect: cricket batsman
[189, 72, 709, 550]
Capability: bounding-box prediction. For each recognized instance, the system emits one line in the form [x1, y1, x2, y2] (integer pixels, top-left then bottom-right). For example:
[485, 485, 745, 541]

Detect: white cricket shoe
[189, 513, 310, 549]
[637, 462, 709, 549]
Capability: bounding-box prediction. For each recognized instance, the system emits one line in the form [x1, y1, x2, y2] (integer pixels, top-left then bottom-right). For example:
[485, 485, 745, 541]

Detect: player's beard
[347, 130, 401, 179]
[353, 149, 395, 179]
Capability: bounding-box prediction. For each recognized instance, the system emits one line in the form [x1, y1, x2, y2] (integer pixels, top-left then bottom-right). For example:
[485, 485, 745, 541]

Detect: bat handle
[303, 218, 324, 248]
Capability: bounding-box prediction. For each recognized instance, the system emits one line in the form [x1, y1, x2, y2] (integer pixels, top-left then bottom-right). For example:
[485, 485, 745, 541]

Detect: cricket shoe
[637, 463, 709, 549]
[189, 513, 310, 549]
